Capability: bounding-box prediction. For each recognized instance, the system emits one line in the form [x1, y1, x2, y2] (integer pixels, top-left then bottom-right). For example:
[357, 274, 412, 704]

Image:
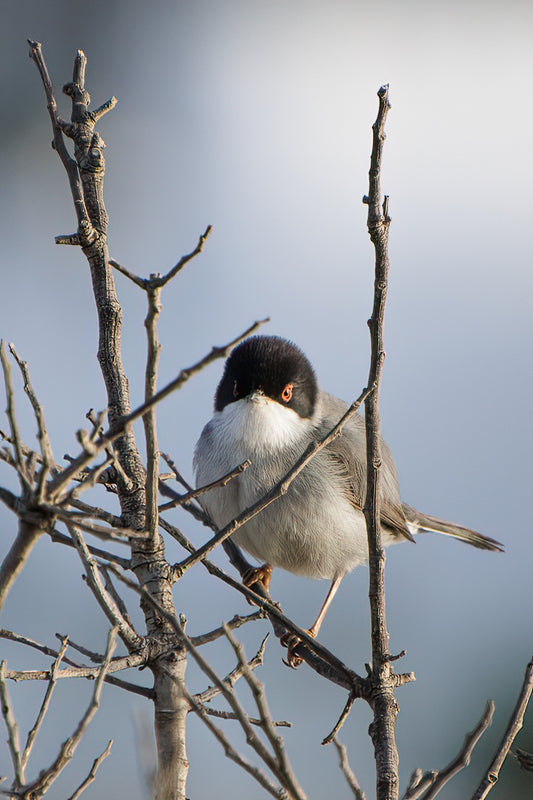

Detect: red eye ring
[233, 380, 239, 398]
[281, 383, 294, 403]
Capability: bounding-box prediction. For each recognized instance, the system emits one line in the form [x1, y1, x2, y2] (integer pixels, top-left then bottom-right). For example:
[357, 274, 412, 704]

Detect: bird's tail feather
[402, 504, 504, 552]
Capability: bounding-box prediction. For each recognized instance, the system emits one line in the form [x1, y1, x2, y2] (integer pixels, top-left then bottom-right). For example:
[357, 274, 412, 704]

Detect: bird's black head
[215, 336, 318, 419]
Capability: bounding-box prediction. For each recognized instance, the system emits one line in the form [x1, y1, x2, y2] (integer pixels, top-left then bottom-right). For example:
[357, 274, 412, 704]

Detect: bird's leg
[242, 563, 273, 604]
[282, 574, 344, 669]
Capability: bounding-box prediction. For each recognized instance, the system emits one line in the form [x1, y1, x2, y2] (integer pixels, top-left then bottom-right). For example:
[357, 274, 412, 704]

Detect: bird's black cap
[215, 335, 318, 419]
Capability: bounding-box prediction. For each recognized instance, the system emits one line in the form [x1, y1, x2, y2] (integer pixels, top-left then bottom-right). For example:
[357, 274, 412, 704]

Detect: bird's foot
[280, 629, 316, 669]
[242, 563, 273, 605]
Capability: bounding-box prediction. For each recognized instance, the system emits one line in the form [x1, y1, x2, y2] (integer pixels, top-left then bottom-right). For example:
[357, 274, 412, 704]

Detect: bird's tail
[402, 503, 504, 552]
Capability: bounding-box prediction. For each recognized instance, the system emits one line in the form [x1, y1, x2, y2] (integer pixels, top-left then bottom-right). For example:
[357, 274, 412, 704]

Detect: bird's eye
[281, 383, 294, 403]
[233, 380, 239, 398]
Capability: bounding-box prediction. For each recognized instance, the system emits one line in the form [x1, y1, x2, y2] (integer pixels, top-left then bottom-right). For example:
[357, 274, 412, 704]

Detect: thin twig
[333, 738, 368, 800]
[0, 341, 29, 489]
[69, 498, 125, 529]
[0, 631, 150, 698]
[200, 705, 290, 728]
[21, 637, 70, 771]
[108, 564, 309, 797]
[109, 225, 213, 289]
[193, 635, 271, 707]
[160, 516, 368, 694]
[158, 458, 250, 512]
[68, 525, 140, 649]
[322, 691, 357, 745]
[0, 520, 44, 613]
[50, 529, 131, 569]
[401, 701, 494, 800]
[27, 41, 97, 245]
[9, 343, 54, 502]
[48, 508, 147, 541]
[223, 625, 305, 799]
[471, 659, 533, 799]
[167, 669, 285, 799]
[190, 612, 262, 647]
[2, 654, 145, 683]
[47, 318, 269, 499]
[98, 564, 135, 629]
[67, 740, 113, 800]
[0, 661, 23, 787]
[21, 628, 117, 800]
[157, 224, 213, 285]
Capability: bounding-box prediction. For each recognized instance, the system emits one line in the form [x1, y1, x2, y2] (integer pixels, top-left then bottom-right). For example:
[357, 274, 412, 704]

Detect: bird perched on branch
[194, 335, 503, 666]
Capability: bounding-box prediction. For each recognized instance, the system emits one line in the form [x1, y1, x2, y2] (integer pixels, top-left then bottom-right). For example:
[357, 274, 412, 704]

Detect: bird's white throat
[215, 394, 310, 459]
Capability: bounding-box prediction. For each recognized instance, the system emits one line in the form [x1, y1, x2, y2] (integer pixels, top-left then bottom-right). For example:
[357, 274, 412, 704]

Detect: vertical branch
[9, 344, 55, 502]
[362, 84, 398, 800]
[143, 284, 162, 539]
[29, 43, 188, 800]
[0, 341, 29, 491]
[0, 660, 24, 788]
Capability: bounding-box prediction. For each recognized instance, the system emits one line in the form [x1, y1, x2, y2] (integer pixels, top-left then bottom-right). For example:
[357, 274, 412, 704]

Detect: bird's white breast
[194, 395, 370, 579]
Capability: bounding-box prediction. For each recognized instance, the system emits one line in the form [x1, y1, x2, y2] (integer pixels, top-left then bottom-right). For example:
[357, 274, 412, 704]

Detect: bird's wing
[317, 393, 414, 542]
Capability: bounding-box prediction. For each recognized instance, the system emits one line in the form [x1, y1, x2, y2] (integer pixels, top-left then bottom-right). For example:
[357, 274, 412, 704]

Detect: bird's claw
[280, 630, 315, 669]
[242, 564, 273, 605]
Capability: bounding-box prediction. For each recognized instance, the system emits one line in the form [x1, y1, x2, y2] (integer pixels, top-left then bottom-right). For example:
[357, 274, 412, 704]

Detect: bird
[193, 335, 503, 665]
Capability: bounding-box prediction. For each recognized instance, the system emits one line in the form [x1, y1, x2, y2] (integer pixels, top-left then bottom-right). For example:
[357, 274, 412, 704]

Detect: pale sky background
[1, 1, 532, 798]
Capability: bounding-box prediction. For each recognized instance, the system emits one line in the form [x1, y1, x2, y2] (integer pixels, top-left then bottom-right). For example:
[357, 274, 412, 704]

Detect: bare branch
[69, 498, 125, 528]
[199, 705, 290, 728]
[322, 691, 357, 746]
[194, 634, 269, 706]
[160, 516, 369, 694]
[170, 674, 286, 799]
[0, 661, 23, 787]
[98, 564, 135, 629]
[0, 521, 44, 612]
[158, 458, 250, 512]
[107, 564, 311, 796]
[67, 740, 113, 800]
[21, 627, 118, 799]
[27, 41, 96, 245]
[333, 738, 367, 800]
[362, 84, 400, 800]
[0, 628, 151, 698]
[109, 224, 213, 289]
[49, 529, 131, 569]
[0, 341, 29, 490]
[9, 344, 55, 501]
[2, 654, 145, 684]
[21, 636, 70, 771]
[190, 612, 262, 647]
[48, 508, 146, 541]
[157, 224, 213, 286]
[107, 258, 146, 288]
[47, 318, 269, 499]
[68, 525, 140, 649]
[142, 280, 162, 542]
[223, 625, 305, 799]
[401, 701, 494, 800]
[471, 659, 533, 799]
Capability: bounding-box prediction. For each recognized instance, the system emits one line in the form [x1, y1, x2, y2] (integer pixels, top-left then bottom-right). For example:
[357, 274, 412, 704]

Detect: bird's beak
[247, 388, 266, 403]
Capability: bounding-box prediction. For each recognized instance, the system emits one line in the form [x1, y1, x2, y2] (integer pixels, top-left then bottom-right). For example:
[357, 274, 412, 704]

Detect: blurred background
[1, 1, 532, 798]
